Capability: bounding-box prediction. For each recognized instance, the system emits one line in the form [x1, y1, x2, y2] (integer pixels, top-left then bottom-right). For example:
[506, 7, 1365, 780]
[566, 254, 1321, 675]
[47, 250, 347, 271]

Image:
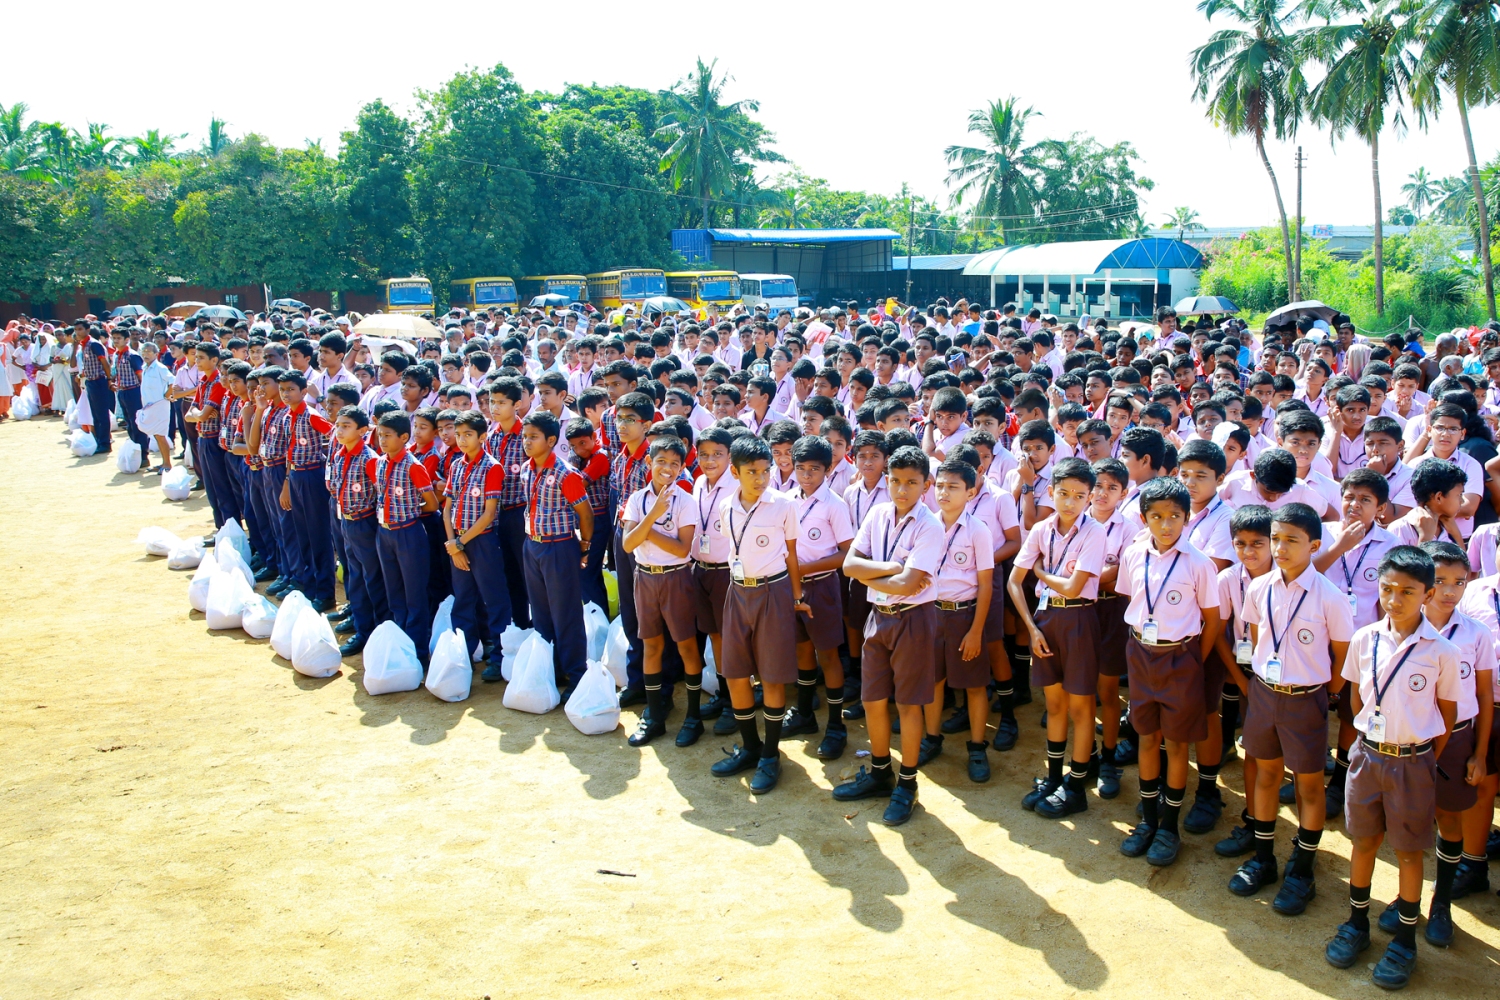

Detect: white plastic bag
[161, 465, 192, 501]
[701, 642, 720, 697]
[205, 571, 253, 630]
[426, 628, 473, 703]
[583, 602, 610, 661]
[429, 595, 455, 657]
[114, 440, 142, 474]
[20, 383, 39, 414]
[69, 428, 97, 457]
[215, 520, 251, 568]
[500, 626, 536, 681]
[503, 633, 558, 713]
[214, 540, 254, 590]
[12, 391, 34, 421]
[363, 620, 423, 695]
[188, 551, 220, 613]
[64, 399, 78, 428]
[290, 606, 342, 677]
[565, 660, 621, 735]
[270, 590, 311, 660]
[138, 526, 182, 557]
[499, 622, 529, 656]
[241, 595, 277, 639]
[73, 391, 91, 429]
[601, 616, 629, 688]
[166, 536, 205, 570]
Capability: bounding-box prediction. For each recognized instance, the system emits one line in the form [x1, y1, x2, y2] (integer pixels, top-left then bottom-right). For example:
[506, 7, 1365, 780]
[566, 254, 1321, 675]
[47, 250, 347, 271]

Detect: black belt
[936, 599, 977, 611]
[1096, 592, 1123, 601]
[1362, 736, 1434, 758]
[341, 510, 374, 522]
[637, 561, 688, 575]
[1131, 628, 1199, 649]
[802, 570, 837, 582]
[1453, 717, 1472, 733]
[874, 601, 924, 616]
[1044, 597, 1094, 608]
[694, 560, 730, 570]
[733, 569, 787, 588]
[1254, 674, 1324, 696]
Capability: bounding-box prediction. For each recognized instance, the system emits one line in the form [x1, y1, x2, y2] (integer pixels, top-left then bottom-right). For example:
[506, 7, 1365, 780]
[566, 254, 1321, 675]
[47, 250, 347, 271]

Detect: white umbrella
[352, 313, 442, 341]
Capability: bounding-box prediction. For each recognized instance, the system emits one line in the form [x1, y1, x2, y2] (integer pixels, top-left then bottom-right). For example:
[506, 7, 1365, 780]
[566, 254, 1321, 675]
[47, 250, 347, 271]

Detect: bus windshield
[760, 279, 796, 299]
[549, 282, 586, 301]
[475, 281, 517, 305]
[620, 272, 666, 299]
[389, 282, 433, 306]
[698, 278, 739, 302]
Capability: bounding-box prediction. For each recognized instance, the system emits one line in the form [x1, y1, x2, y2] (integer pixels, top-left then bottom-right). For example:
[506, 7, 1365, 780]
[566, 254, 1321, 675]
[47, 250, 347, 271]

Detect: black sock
[967, 740, 988, 754]
[1349, 883, 1371, 932]
[1197, 762, 1221, 799]
[644, 676, 664, 723]
[847, 657, 862, 697]
[1255, 818, 1277, 863]
[1102, 741, 1117, 765]
[685, 676, 702, 719]
[897, 763, 918, 792]
[1160, 784, 1185, 835]
[1330, 747, 1350, 789]
[1434, 837, 1463, 903]
[1046, 740, 1066, 784]
[735, 709, 762, 758]
[761, 706, 784, 758]
[1157, 744, 1169, 779]
[995, 683, 1016, 721]
[1220, 690, 1240, 748]
[796, 668, 817, 716]
[1067, 758, 1089, 794]
[1140, 777, 1161, 828]
[871, 753, 892, 776]
[1395, 897, 1419, 949]
[1013, 648, 1032, 691]
[1292, 827, 1321, 877]
[1240, 807, 1252, 828]
[826, 683, 845, 731]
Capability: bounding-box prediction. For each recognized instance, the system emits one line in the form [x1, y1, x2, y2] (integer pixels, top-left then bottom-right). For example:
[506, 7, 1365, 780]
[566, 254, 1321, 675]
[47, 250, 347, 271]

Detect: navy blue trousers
[422, 512, 452, 617]
[378, 520, 431, 655]
[117, 385, 148, 453]
[259, 463, 293, 582]
[244, 468, 275, 573]
[580, 516, 613, 612]
[496, 505, 531, 628]
[450, 529, 512, 646]
[330, 495, 349, 599]
[84, 377, 114, 453]
[523, 537, 588, 687]
[197, 436, 236, 529]
[340, 513, 387, 642]
[289, 468, 335, 601]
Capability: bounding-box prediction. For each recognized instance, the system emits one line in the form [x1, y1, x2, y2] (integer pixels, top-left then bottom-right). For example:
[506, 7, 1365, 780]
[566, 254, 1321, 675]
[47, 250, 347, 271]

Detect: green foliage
[337, 100, 417, 286]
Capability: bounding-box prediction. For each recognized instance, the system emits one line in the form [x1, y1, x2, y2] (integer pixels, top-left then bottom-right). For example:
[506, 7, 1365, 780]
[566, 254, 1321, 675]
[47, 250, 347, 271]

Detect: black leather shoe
[1035, 784, 1087, 819]
[883, 785, 917, 825]
[1182, 792, 1225, 835]
[1113, 737, 1138, 765]
[1215, 824, 1256, 858]
[711, 744, 758, 776]
[833, 765, 894, 800]
[841, 700, 865, 720]
[992, 716, 1019, 752]
[782, 710, 818, 737]
[675, 717, 704, 748]
[254, 565, 278, 583]
[749, 755, 781, 793]
[1449, 859, 1491, 899]
[1229, 856, 1280, 896]
[1325, 922, 1370, 969]
[309, 597, 335, 613]
[967, 742, 991, 783]
[1022, 776, 1060, 811]
[940, 707, 971, 735]
[480, 662, 505, 683]
[267, 579, 293, 597]
[1273, 873, 1316, 915]
[1371, 940, 1417, 990]
[628, 714, 666, 747]
[618, 685, 646, 707]
[1120, 821, 1157, 857]
[339, 637, 366, 656]
[334, 618, 357, 635]
[713, 709, 739, 735]
[326, 604, 350, 622]
[816, 727, 848, 760]
[1424, 900, 1454, 947]
[699, 693, 727, 720]
[917, 734, 944, 766]
[1378, 900, 1402, 935]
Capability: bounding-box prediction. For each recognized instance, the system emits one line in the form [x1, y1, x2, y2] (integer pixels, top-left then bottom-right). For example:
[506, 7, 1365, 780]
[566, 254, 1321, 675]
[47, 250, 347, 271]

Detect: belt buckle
[1377, 741, 1401, 757]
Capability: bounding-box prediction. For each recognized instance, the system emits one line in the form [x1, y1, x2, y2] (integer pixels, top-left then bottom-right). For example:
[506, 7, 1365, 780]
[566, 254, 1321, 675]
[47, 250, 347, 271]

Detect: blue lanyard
[1045, 521, 1081, 576]
[1339, 541, 1374, 595]
[1266, 586, 1310, 655]
[1370, 633, 1420, 711]
[935, 517, 965, 575]
[1143, 550, 1182, 618]
[881, 515, 916, 563]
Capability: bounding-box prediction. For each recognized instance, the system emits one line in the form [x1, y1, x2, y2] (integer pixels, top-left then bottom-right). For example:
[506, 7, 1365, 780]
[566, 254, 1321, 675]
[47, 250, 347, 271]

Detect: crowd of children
[11, 300, 1500, 989]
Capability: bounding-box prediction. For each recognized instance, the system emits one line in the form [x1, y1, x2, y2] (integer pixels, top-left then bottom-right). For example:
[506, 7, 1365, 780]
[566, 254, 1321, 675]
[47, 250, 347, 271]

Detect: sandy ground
[2, 414, 1498, 1000]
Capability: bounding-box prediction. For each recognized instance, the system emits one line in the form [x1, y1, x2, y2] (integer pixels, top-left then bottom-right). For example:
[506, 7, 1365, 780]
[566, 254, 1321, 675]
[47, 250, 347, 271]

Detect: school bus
[450, 276, 518, 311]
[586, 268, 666, 309]
[665, 270, 741, 312]
[518, 275, 590, 304]
[379, 276, 433, 315]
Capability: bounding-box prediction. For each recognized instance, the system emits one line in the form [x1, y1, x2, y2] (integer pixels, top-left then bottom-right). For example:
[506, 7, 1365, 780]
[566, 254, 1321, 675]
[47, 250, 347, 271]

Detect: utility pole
[905, 187, 915, 306]
[1294, 146, 1305, 301]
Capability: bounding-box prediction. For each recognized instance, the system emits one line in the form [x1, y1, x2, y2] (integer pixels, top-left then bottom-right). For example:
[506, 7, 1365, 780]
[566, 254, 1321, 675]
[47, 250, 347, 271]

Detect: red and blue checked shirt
[112, 349, 142, 390]
[328, 444, 377, 517]
[610, 440, 651, 523]
[571, 449, 612, 516]
[219, 394, 244, 451]
[410, 441, 443, 484]
[260, 403, 290, 466]
[239, 408, 262, 472]
[194, 372, 225, 438]
[368, 452, 433, 528]
[523, 454, 589, 538]
[79, 338, 109, 381]
[484, 420, 528, 508]
[600, 406, 622, 455]
[446, 452, 505, 535]
[285, 404, 334, 470]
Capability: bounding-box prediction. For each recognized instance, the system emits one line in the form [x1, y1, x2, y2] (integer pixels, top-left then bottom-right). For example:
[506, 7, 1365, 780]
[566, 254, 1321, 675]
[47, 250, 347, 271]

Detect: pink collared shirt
[716, 488, 800, 580]
[790, 481, 855, 564]
[1321, 522, 1400, 629]
[1219, 469, 1332, 516]
[1426, 610, 1493, 723]
[1186, 498, 1235, 564]
[1456, 573, 1500, 704]
[932, 512, 995, 603]
[851, 501, 947, 606]
[1117, 536, 1220, 641]
[1342, 616, 1463, 744]
[1218, 563, 1263, 650]
[1243, 563, 1356, 686]
[843, 475, 889, 530]
[1015, 513, 1107, 601]
[624, 483, 696, 567]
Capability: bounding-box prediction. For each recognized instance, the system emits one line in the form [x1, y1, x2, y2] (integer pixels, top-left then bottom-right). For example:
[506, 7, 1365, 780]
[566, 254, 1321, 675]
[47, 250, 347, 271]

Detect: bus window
[620, 272, 666, 299]
[388, 281, 432, 307]
[760, 278, 796, 299]
[740, 278, 760, 298]
[549, 280, 586, 302]
[474, 280, 517, 306]
[698, 276, 739, 302]
[450, 282, 473, 306]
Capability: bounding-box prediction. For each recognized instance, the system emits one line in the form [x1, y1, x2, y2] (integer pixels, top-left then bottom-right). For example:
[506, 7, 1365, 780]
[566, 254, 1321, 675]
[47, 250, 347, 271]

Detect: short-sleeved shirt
[1219, 469, 1331, 515]
[523, 454, 588, 538]
[286, 404, 334, 469]
[327, 444, 377, 517]
[1303, 470, 1343, 515]
[368, 453, 434, 527]
[1243, 564, 1356, 686]
[1430, 610, 1494, 723]
[1456, 573, 1500, 705]
[112, 349, 143, 390]
[1186, 498, 1235, 564]
[1333, 430, 1367, 476]
[1466, 523, 1500, 580]
[843, 476, 890, 531]
[485, 420, 529, 508]
[1014, 513, 1107, 601]
[610, 440, 651, 522]
[1420, 448, 1485, 536]
[768, 463, 797, 496]
[79, 339, 109, 381]
[691, 473, 736, 565]
[850, 501, 946, 606]
[789, 481, 855, 565]
[933, 512, 995, 603]
[1002, 461, 1056, 513]
[194, 372, 225, 439]
[826, 456, 854, 498]
[1321, 522, 1400, 629]
[1342, 617, 1464, 744]
[717, 488, 800, 580]
[1097, 509, 1129, 585]
[624, 481, 695, 566]
[571, 449, 612, 516]
[259, 403, 290, 465]
[1382, 461, 1417, 510]
[1218, 564, 1261, 649]
[446, 452, 505, 534]
[1117, 536, 1220, 641]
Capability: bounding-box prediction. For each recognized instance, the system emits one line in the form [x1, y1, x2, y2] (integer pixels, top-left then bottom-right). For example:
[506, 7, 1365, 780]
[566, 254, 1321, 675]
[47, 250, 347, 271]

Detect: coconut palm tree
[1165, 205, 1205, 240]
[0, 101, 45, 178]
[1190, 0, 1309, 301]
[942, 97, 1043, 244]
[1430, 171, 1474, 222]
[1402, 164, 1439, 215]
[1302, 0, 1418, 316]
[1411, 0, 1500, 318]
[655, 58, 760, 229]
[202, 117, 232, 158]
[759, 183, 809, 229]
[128, 128, 185, 166]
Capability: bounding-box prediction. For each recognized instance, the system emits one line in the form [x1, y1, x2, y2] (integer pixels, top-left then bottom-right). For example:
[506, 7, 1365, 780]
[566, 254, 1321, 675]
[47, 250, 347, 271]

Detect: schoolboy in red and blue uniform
[326, 405, 387, 654]
[449, 412, 516, 675]
[370, 411, 440, 657]
[277, 370, 338, 611]
[566, 416, 613, 613]
[78, 324, 114, 454]
[109, 328, 150, 459]
[485, 376, 533, 630]
[187, 345, 229, 525]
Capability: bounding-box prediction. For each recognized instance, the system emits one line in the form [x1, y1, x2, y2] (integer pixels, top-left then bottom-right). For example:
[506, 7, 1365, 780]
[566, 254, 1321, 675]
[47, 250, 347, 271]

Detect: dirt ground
[2, 415, 1498, 1000]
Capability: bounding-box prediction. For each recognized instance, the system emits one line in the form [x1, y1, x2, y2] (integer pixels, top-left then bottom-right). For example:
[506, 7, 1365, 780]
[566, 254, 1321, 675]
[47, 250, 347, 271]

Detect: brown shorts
[1436, 722, 1478, 813]
[1242, 677, 1330, 775]
[862, 601, 937, 706]
[692, 562, 731, 635]
[844, 575, 870, 634]
[938, 606, 989, 689]
[1094, 596, 1129, 677]
[1489, 709, 1500, 776]
[1344, 741, 1437, 853]
[982, 557, 1009, 644]
[1031, 603, 1100, 697]
[1201, 650, 1227, 716]
[634, 564, 699, 643]
[1127, 636, 1207, 743]
[720, 576, 797, 685]
[1335, 687, 1354, 725]
[795, 572, 845, 650]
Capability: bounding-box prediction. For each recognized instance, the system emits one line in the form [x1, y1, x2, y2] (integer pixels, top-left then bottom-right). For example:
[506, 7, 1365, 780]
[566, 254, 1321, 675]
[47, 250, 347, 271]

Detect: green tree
[1190, 0, 1309, 300]
[655, 58, 766, 228]
[1403, 164, 1438, 215]
[127, 129, 184, 166]
[1165, 205, 1204, 240]
[759, 182, 809, 228]
[202, 118, 232, 158]
[0, 173, 64, 299]
[1025, 134, 1154, 242]
[1411, 0, 1500, 319]
[942, 97, 1043, 244]
[0, 102, 49, 181]
[1388, 204, 1419, 224]
[337, 100, 418, 284]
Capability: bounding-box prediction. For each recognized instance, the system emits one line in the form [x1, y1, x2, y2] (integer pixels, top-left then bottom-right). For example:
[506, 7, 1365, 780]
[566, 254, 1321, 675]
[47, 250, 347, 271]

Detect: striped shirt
[370, 453, 433, 528]
[194, 372, 224, 438]
[260, 403, 290, 466]
[484, 420, 528, 508]
[610, 440, 651, 523]
[112, 349, 142, 390]
[79, 339, 109, 381]
[446, 452, 505, 534]
[572, 449, 612, 515]
[523, 454, 589, 538]
[327, 444, 377, 517]
[285, 404, 334, 470]
[219, 394, 244, 451]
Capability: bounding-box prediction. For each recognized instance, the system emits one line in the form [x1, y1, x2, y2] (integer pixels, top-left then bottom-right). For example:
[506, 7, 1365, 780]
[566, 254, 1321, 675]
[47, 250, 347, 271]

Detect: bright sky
[8, 0, 1500, 231]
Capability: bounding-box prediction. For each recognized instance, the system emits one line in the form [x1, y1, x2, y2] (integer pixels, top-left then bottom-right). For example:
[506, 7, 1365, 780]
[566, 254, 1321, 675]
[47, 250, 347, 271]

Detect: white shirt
[360, 381, 402, 415]
[1186, 498, 1235, 563]
[1117, 536, 1220, 641]
[851, 500, 947, 606]
[1322, 522, 1400, 629]
[1342, 616, 1463, 744]
[789, 481, 855, 565]
[1420, 448, 1485, 536]
[1456, 573, 1500, 704]
[717, 488, 800, 579]
[624, 482, 696, 568]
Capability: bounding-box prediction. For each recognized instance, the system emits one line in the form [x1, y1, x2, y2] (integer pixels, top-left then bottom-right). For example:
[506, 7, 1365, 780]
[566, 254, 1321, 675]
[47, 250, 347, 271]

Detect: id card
[377, 508, 387, 527]
[730, 556, 745, 583]
[1366, 711, 1386, 743]
[1037, 594, 1049, 612]
[1263, 656, 1282, 684]
[1348, 593, 1360, 616]
[1140, 619, 1158, 645]
[869, 587, 894, 606]
[1235, 640, 1253, 665]
[698, 531, 712, 557]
